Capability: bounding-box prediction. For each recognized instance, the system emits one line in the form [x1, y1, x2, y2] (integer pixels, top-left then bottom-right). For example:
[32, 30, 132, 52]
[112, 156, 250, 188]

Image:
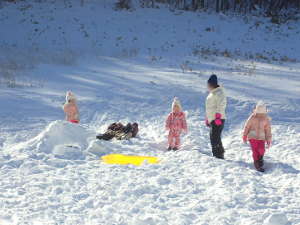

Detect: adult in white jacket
[205, 74, 227, 159]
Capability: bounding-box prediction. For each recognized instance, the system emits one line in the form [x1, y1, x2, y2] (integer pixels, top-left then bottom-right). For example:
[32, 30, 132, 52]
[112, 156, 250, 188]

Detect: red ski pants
[249, 139, 265, 161]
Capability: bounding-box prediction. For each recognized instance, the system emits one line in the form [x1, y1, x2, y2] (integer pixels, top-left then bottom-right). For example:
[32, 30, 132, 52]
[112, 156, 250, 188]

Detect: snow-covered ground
[0, 1, 300, 224]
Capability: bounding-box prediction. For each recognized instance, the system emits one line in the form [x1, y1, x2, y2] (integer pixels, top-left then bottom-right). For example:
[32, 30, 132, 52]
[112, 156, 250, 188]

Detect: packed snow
[0, 1, 300, 224]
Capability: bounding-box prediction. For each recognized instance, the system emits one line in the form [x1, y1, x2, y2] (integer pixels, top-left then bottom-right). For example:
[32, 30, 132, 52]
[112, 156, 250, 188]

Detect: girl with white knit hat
[63, 91, 80, 123]
[165, 97, 188, 151]
[243, 101, 272, 172]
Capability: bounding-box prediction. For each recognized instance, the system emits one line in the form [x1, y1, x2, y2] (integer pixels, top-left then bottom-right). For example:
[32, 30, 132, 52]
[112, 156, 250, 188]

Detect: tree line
[2, 0, 299, 23]
[116, 0, 300, 22]
[159, 0, 300, 14]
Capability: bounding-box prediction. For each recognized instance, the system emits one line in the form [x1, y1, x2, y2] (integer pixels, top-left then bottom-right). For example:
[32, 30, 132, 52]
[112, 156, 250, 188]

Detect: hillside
[0, 1, 300, 225]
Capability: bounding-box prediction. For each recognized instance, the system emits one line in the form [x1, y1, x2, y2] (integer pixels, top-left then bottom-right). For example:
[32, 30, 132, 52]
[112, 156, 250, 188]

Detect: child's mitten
[215, 113, 222, 126]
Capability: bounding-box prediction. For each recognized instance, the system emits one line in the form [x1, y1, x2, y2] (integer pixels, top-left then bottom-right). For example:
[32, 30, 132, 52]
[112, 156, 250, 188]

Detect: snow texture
[264, 214, 289, 225]
[0, 1, 300, 225]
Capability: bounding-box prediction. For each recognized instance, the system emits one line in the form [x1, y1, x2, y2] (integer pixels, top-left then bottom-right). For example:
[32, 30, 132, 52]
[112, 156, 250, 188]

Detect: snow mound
[264, 213, 289, 225]
[35, 121, 91, 155]
[6, 121, 95, 161]
[7, 120, 111, 161]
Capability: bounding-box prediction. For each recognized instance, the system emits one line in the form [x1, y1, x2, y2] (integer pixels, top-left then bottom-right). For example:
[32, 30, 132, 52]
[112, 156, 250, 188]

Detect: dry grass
[192, 46, 298, 64]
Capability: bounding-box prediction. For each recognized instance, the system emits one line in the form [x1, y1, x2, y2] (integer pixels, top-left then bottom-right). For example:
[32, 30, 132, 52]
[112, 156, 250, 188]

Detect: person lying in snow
[165, 97, 188, 151]
[243, 102, 272, 172]
[63, 91, 80, 124]
[96, 122, 139, 141]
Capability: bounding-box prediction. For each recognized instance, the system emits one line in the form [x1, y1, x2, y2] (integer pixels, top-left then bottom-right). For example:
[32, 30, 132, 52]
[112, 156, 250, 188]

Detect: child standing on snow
[63, 91, 80, 124]
[243, 102, 272, 172]
[205, 74, 227, 159]
[165, 97, 187, 151]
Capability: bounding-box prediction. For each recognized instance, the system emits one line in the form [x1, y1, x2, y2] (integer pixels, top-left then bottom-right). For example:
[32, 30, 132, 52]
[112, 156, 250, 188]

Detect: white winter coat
[205, 86, 227, 123]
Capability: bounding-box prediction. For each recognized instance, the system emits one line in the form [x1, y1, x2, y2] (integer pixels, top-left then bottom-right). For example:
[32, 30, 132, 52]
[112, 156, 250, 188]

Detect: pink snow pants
[168, 131, 180, 148]
[249, 139, 265, 161]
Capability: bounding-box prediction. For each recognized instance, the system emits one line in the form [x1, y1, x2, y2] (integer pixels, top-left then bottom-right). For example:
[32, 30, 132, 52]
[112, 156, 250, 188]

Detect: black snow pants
[210, 120, 225, 159]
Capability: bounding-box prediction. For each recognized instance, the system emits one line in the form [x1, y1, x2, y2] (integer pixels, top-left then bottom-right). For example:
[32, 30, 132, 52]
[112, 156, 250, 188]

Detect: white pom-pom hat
[255, 101, 267, 114]
[172, 97, 182, 111]
[66, 91, 76, 102]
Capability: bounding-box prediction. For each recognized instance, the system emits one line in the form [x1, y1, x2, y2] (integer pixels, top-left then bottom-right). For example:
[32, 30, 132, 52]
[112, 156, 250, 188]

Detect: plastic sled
[101, 154, 159, 166]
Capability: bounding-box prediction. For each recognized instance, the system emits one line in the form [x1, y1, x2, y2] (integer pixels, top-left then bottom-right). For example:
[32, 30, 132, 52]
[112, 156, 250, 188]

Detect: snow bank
[7, 121, 95, 162]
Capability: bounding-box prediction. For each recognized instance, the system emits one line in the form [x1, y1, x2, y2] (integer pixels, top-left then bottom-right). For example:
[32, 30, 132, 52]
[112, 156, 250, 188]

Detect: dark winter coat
[96, 122, 139, 141]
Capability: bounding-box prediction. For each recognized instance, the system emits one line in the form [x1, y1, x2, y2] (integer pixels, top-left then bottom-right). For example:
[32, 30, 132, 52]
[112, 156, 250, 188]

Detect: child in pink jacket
[243, 102, 272, 172]
[165, 97, 187, 151]
[63, 91, 80, 124]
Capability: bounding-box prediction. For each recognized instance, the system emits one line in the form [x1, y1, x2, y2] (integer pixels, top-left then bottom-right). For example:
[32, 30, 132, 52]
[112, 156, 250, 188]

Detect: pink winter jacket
[166, 112, 187, 135]
[63, 101, 80, 122]
[243, 113, 272, 141]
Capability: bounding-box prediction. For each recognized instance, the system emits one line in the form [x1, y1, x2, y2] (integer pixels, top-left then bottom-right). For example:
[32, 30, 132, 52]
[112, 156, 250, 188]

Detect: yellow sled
[101, 154, 159, 166]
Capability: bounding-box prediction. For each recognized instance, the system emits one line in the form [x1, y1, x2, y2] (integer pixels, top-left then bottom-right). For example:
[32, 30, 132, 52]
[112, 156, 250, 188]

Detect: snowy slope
[0, 1, 300, 225]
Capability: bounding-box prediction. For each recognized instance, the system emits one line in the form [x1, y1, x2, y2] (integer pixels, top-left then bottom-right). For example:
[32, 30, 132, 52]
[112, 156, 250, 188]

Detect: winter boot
[213, 150, 224, 159]
[258, 167, 265, 172]
[173, 147, 179, 151]
[217, 152, 225, 159]
[212, 145, 224, 159]
[258, 156, 264, 168]
[167, 146, 172, 151]
[254, 160, 265, 172]
[131, 123, 139, 137]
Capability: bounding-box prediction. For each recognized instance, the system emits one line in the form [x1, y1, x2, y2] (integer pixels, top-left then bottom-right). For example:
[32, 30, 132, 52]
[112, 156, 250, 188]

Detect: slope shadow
[225, 158, 300, 174]
[264, 161, 300, 174]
